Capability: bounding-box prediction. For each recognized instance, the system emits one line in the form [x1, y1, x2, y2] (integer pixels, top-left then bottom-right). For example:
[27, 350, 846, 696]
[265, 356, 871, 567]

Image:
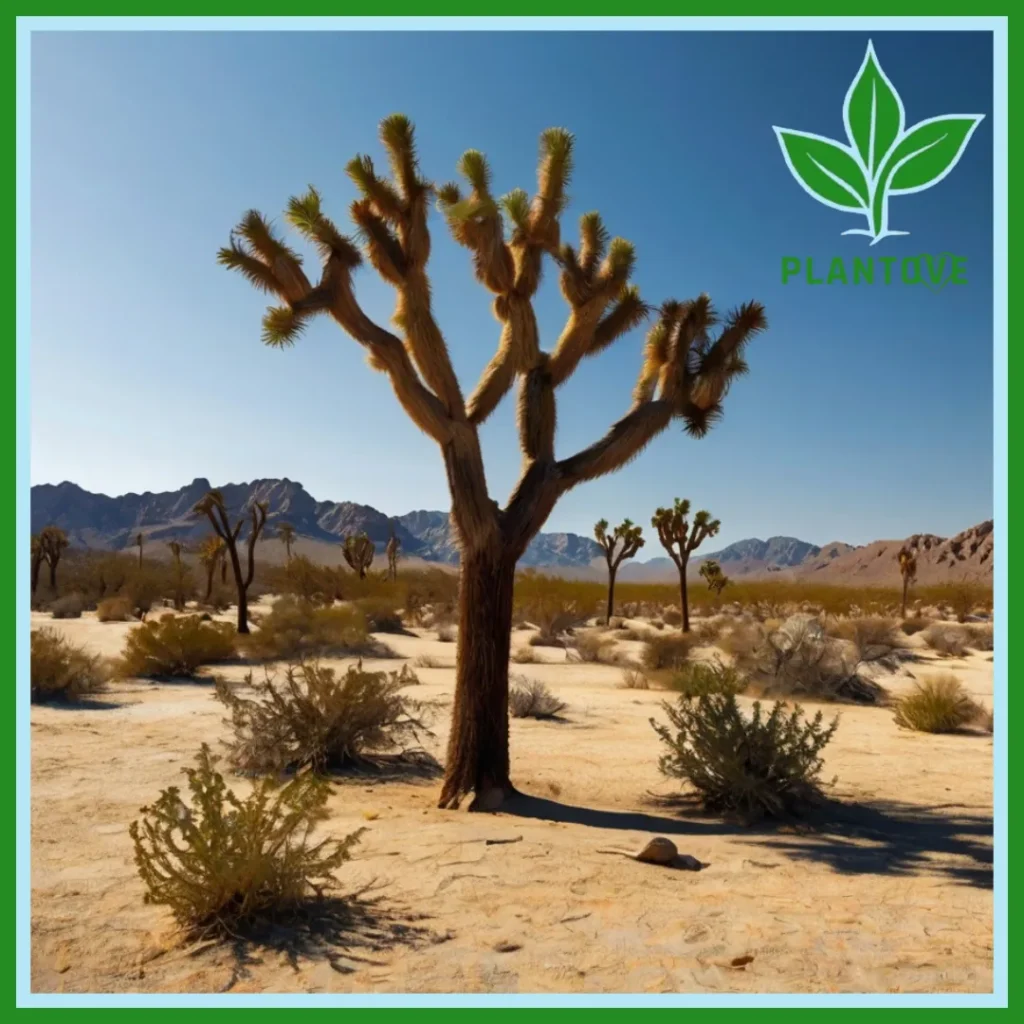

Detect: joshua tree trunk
[31, 550, 43, 595]
[901, 576, 909, 619]
[204, 564, 216, 603]
[438, 547, 517, 811]
[606, 568, 617, 624]
[679, 563, 690, 633]
[48, 560, 58, 591]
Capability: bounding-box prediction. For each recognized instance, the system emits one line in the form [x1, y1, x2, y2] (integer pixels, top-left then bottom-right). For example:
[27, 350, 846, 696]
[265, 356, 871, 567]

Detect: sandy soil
[30, 608, 993, 994]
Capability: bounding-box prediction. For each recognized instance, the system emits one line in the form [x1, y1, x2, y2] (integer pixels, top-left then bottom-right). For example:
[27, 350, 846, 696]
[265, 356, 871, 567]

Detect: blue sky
[30, 30, 994, 549]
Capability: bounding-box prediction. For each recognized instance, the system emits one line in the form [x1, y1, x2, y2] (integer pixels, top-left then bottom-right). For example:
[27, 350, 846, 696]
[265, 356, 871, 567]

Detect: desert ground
[30, 603, 993, 995]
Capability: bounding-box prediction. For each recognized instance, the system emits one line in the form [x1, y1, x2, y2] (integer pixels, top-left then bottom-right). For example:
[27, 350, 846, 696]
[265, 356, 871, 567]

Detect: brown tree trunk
[48, 559, 58, 591]
[31, 552, 43, 595]
[226, 547, 249, 633]
[605, 566, 617, 623]
[679, 564, 690, 633]
[901, 577, 909, 619]
[204, 566, 215, 603]
[438, 546, 517, 811]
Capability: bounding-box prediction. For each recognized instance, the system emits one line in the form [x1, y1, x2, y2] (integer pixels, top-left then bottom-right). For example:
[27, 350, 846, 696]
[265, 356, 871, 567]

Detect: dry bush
[965, 624, 994, 651]
[50, 594, 84, 619]
[510, 647, 536, 664]
[436, 624, 456, 643]
[97, 595, 135, 622]
[616, 627, 652, 642]
[661, 608, 682, 626]
[121, 615, 236, 678]
[619, 667, 650, 690]
[666, 660, 746, 698]
[31, 628, 110, 702]
[717, 620, 765, 659]
[216, 661, 425, 775]
[354, 597, 404, 634]
[900, 616, 929, 636]
[508, 677, 567, 719]
[650, 619, 666, 631]
[130, 744, 361, 939]
[692, 618, 724, 644]
[238, 597, 375, 662]
[652, 694, 838, 819]
[829, 616, 907, 665]
[922, 622, 970, 658]
[568, 630, 617, 664]
[641, 632, 696, 671]
[893, 674, 985, 733]
[413, 654, 445, 669]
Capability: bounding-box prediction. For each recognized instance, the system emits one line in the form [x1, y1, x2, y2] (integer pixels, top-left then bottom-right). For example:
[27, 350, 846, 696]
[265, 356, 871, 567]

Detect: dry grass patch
[893, 674, 985, 734]
[618, 667, 650, 690]
[508, 677, 567, 720]
[31, 628, 110, 703]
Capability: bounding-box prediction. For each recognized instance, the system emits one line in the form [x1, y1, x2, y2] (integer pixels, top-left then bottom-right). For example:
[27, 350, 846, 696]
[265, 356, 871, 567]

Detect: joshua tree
[594, 518, 644, 623]
[167, 540, 187, 611]
[197, 535, 226, 603]
[218, 115, 765, 810]
[277, 521, 297, 562]
[898, 546, 918, 618]
[385, 521, 401, 582]
[652, 499, 721, 633]
[135, 532, 145, 569]
[342, 532, 375, 579]
[192, 491, 268, 633]
[699, 557, 730, 599]
[35, 526, 69, 592]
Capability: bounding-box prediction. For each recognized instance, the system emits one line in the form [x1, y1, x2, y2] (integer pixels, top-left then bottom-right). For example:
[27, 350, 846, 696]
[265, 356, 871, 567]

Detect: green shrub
[121, 614, 236, 678]
[129, 744, 361, 939]
[216, 661, 425, 775]
[641, 632, 696, 671]
[666, 660, 746, 698]
[893, 675, 984, 733]
[31, 629, 110, 703]
[50, 594, 85, 619]
[97, 595, 135, 622]
[652, 694, 839, 819]
[508, 677, 567, 719]
[238, 596, 374, 662]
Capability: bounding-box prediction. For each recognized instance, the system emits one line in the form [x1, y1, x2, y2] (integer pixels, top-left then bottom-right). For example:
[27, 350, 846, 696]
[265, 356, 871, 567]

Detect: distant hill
[29, 477, 992, 586]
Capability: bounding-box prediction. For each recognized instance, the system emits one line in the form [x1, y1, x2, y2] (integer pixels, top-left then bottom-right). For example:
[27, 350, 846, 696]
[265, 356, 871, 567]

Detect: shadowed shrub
[652, 694, 839, 819]
[31, 628, 110, 703]
[97, 595, 135, 622]
[237, 596, 375, 662]
[965, 624, 994, 652]
[215, 661, 426, 775]
[900, 616, 929, 636]
[666, 660, 746, 698]
[828, 616, 907, 664]
[893, 675, 985, 733]
[121, 614, 236, 678]
[508, 677, 567, 719]
[129, 744, 362, 939]
[642, 632, 696, 671]
[510, 647, 536, 664]
[354, 597, 404, 634]
[50, 593, 85, 619]
[568, 630, 617, 664]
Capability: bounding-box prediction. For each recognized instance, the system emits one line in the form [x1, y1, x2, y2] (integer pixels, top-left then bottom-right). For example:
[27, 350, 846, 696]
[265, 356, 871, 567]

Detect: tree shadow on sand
[502, 793, 992, 889]
[213, 883, 452, 989]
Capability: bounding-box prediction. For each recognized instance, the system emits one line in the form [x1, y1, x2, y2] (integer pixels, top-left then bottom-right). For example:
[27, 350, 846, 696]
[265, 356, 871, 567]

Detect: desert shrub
[692, 618, 723, 644]
[922, 622, 970, 658]
[97, 595, 135, 622]
[652, 694, 838, 819]
[510, 647, 536, 664]
[238, 597, 373, 662]
[717, 620, 765, 659]
[121, 615, 236, 678]
[436, 624, 456, 643]
[354, 597, 404, 634]
[413, 654, 445, 669]
[650, 619, 665, 631]
[31, 629, 109, 702]
[829, 616, 907, 665]
[666, 661, 746, 698]
[216, 661, 425, 775]
[130, 744, 361, 939]
[661, 608, 682, 626]
[50, 593, 84, 619]
[965, 624, 994, 652]
[619, 667, 650, 690]
[508, 677, 567, 719]
[893, 675, 984, 733]
[569, 630, 617, 664]
[900, 616, 929, 636]
[641, 632, 696, 672]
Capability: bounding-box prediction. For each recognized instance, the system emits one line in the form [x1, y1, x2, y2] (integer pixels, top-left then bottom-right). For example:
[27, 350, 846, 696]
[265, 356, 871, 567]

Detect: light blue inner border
[16, 14, 1009, 1010]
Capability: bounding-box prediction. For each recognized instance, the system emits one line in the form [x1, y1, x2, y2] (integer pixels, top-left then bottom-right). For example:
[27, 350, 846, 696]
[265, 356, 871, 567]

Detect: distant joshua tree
[898, 545, 918, 619]
[197, 535, 226, 604]
[192, 491, 268, 633]
[699, 558, 730, 599]
[218, 114, 766, 810]
[135, 532, 145, 569]
[342, 532, 375, 580]
[277, 521, 297, 563]
[385, 521, 401, 582]
[167, 540, 186, 611]
[652, 499, 721, 633]
[32, 526, 69, 593]
[594, 518, 644, 623]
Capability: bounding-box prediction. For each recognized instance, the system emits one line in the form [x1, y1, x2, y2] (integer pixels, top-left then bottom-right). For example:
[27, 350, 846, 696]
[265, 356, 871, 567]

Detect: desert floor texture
[31, 604, 993, 995]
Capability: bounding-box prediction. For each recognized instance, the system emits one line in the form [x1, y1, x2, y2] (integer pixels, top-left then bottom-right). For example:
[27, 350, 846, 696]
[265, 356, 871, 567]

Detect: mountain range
[29, 478, 993, 586]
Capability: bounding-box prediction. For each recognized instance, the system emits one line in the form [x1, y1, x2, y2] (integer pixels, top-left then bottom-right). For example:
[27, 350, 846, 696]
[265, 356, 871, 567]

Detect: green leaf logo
[773, 40, 984, 245]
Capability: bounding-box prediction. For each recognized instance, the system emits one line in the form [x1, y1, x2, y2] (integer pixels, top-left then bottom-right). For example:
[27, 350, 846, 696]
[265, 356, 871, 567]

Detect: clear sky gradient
[30, 30, 994, 549]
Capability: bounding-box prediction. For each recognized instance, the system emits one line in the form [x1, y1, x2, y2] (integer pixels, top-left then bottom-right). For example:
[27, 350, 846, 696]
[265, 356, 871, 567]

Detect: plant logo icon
[773, 40, 984, 245]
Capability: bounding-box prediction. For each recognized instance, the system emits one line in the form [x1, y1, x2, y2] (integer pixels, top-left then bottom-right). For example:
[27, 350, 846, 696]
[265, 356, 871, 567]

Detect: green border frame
[10, 8, 1013, 1015]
